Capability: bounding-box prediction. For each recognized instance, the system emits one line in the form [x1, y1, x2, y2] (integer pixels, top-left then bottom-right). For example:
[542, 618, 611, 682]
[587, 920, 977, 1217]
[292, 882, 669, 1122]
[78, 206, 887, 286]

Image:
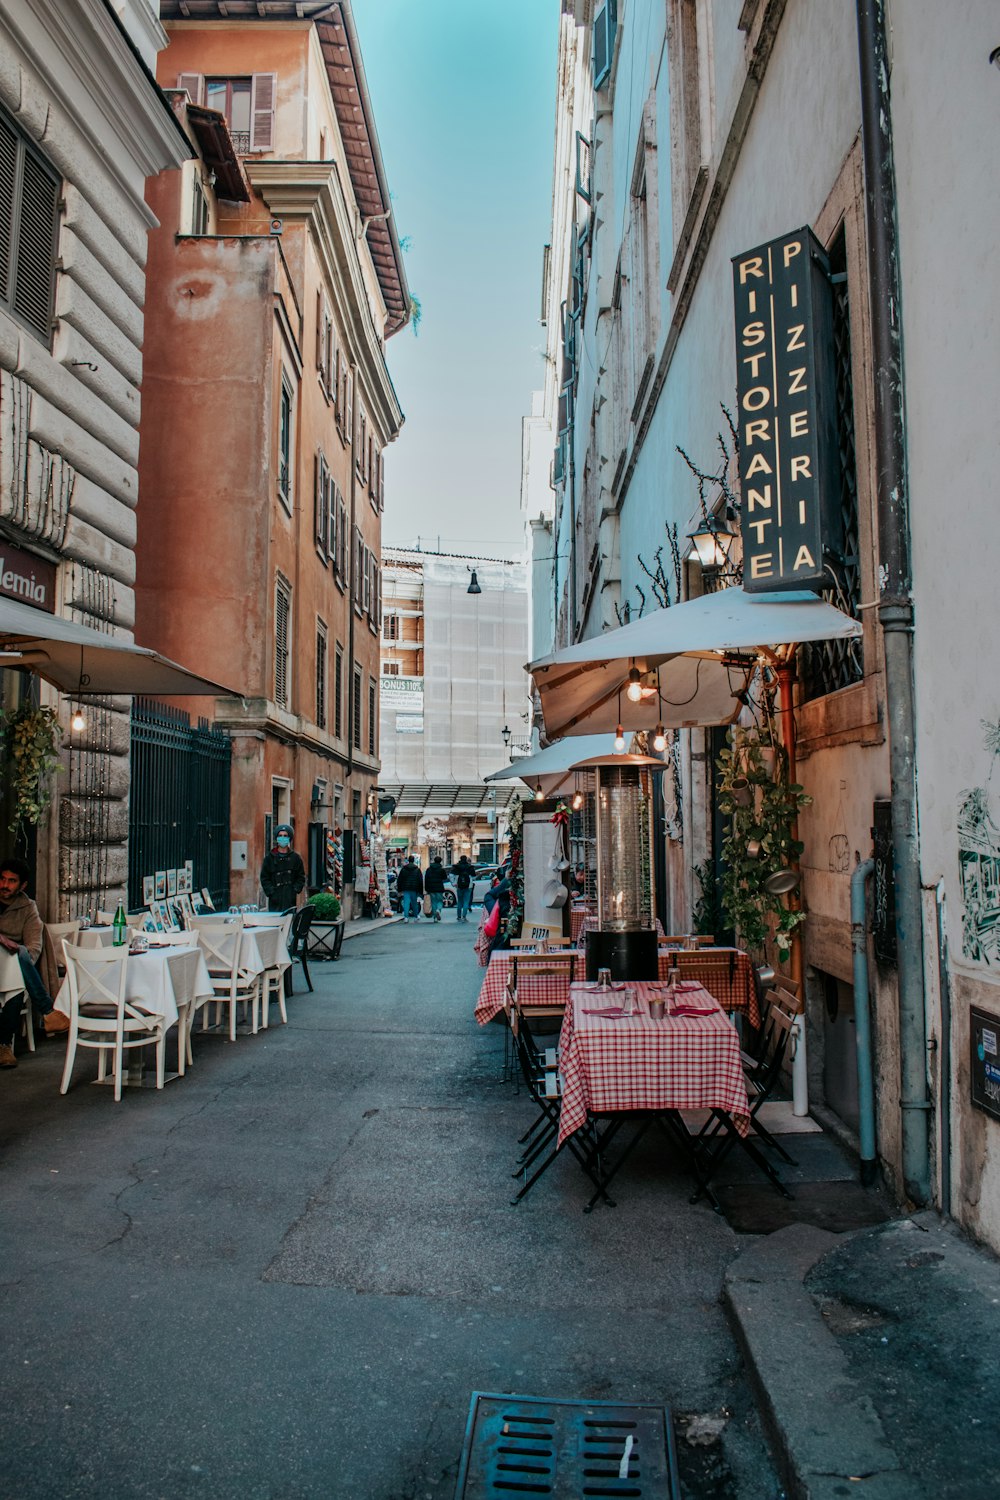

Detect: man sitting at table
[0, 857, 54, 1069]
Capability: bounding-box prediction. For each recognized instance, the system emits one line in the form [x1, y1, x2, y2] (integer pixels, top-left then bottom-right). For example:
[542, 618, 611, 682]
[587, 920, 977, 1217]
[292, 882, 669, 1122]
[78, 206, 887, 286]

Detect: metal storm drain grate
[453, 1393, 681, 1499]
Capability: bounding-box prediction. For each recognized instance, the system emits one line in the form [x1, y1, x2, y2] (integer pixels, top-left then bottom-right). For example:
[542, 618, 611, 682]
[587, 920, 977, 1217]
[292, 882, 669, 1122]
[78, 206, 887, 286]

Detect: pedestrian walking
[451, 854, 474, 922]
[395, 856, 423, 922]
[423, 856, 447, 921]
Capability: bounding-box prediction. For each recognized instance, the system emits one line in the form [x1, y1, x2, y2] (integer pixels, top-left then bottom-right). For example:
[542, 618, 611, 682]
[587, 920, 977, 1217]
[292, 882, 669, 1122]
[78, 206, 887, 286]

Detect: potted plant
[715, 727, 811, 961]
[305, 890, 344, 959]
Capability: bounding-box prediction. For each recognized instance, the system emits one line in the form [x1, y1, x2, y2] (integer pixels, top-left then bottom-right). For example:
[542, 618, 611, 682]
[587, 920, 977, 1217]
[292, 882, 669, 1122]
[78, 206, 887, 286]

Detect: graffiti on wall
[958, 719, 1000, 964]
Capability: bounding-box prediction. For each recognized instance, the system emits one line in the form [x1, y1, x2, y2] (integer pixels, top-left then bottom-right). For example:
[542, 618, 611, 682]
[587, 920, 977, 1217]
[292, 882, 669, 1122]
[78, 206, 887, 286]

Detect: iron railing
[128, 699, 231, 911]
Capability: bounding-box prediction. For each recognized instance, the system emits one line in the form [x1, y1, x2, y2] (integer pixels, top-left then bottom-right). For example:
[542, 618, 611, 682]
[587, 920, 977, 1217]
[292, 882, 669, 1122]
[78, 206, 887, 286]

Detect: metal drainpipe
[935, 885, 952, 1217]
[567, 431, 578, 645]
[856, 0, 931, 1205]
[346, 362, 358, 787]
[851, 857, 878, 1186]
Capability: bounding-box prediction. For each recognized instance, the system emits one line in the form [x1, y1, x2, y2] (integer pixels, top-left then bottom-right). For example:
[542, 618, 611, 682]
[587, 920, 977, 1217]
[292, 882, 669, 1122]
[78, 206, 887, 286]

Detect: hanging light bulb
[653, 723, 667, 753]
[626, 665, 643, 703]
[614, 723, 626, 753]
[534, 782, 544, 802]
[571, 789, 583, 811]
[71, 708, 86, 733]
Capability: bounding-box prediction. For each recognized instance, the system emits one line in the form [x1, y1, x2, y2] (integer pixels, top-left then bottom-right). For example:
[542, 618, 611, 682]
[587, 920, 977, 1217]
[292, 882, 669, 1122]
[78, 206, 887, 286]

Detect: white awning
[528, 588, 862, 739]
[0, 597, 238, 696]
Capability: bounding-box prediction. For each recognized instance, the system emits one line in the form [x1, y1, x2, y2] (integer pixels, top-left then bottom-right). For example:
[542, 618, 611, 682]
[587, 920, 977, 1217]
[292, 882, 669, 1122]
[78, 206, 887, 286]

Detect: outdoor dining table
[54, 941, 216, 1083]
[475, 944, 758, 1026]
[475, 949, 581, 1026]
[569, 905, 595, 942]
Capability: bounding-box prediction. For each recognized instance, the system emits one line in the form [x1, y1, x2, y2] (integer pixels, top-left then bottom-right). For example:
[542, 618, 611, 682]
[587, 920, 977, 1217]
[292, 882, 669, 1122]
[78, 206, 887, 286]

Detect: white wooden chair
[259, 912, 294, 1030]
[60, 943, 168, 1101]
[195, 919, 261, 1041]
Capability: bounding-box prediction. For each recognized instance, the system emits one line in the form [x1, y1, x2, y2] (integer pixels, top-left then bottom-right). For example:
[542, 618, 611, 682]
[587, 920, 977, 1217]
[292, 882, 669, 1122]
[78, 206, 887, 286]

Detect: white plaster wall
[892, 0, 1000, 1248]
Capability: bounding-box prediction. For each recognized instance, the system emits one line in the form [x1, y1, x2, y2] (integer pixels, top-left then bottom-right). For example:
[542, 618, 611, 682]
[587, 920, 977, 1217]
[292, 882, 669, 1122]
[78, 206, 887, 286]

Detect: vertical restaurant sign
[732, 228, 840, 592]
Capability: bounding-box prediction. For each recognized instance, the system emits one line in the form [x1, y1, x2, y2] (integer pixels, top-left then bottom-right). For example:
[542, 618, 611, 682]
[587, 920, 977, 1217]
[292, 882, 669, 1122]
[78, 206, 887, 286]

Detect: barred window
[274, 573, 292, 708]
[0, 106, 60, 343]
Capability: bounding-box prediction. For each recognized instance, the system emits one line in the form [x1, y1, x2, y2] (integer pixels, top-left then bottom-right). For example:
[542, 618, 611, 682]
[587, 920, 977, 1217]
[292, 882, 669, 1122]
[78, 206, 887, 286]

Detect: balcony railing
[230, 130, 251, 155]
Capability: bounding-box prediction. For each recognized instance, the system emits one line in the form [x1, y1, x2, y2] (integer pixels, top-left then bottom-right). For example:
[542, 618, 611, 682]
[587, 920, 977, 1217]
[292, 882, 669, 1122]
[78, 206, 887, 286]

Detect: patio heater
[586, 760, 659, 982]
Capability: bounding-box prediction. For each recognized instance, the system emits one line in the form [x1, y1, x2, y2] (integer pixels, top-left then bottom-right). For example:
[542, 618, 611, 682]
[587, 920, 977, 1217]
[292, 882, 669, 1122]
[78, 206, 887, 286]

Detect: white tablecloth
[0, 948, 25, 995]
[239, 925, 290, 975]
[55, 945, 215, 1028]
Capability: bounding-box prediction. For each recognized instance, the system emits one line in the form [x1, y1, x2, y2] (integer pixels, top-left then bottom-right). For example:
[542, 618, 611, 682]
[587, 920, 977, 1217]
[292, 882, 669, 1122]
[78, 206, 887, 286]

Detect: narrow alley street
[1, 924, 783, 1499]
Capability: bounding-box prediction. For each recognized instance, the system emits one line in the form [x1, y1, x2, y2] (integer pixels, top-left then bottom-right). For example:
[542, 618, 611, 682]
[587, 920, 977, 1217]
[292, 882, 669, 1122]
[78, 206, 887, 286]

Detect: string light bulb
[71, 708, 86, 733]
[653, 723, 667, 753]
[534, 782, 544, 802]
[571, 789, 583, 811]
[626, 666, 644, 703]
[614, 723, 626, 753]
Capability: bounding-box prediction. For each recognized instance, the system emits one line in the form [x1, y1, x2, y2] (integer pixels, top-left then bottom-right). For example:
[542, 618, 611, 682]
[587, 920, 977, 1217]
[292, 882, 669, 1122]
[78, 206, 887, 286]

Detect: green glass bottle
[112, 900, 127, 947]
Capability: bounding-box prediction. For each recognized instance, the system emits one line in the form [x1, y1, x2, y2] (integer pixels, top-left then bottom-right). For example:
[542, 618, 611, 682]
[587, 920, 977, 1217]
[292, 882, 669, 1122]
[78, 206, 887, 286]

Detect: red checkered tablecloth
[475, 951, 580, 1025]
[569, 906, 595, 942]
[656, 948, 759, 1027]
[557, 982, 750, 1146]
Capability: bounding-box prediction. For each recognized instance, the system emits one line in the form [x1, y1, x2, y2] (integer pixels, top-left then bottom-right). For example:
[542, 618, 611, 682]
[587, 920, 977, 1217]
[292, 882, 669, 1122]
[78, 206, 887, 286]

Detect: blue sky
[353, 0, 559, 558]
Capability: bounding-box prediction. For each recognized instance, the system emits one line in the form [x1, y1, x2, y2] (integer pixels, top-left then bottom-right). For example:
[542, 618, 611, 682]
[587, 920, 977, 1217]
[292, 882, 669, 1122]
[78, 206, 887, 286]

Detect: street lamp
[467, 567, 482, 595]
[686, 515, 737, 573]
[501, 724, 512, 750]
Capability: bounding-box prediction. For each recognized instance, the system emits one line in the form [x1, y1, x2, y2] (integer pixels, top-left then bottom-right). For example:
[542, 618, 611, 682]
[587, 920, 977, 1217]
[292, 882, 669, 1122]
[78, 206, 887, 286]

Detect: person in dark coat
[451, 855, 475, 923]
[423, 857, 447, 922]
[259, 824, 306, 912]
[395, 855, 424, 923]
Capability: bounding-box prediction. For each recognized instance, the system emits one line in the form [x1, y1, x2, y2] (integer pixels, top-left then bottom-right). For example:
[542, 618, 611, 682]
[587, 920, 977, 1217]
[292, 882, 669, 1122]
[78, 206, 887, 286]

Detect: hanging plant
[0, 702, 63, 830]
[716, 726, 811, 959]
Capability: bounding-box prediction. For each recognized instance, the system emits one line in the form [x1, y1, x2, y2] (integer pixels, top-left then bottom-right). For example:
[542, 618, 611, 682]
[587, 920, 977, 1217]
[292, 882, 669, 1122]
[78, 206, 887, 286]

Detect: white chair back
[195, 918, 244, 975]
[62, 942, 130, 1017]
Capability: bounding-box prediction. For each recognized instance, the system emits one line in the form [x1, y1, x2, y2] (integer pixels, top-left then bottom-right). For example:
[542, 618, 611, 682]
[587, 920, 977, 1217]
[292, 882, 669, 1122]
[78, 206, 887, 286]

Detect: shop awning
[0, 598, 239, 697]
[528, 588, 862, 739]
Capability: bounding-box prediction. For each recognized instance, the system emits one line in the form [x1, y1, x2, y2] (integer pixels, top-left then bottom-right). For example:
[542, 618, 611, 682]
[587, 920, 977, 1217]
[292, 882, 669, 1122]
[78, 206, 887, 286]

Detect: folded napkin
[671, 1003, 717, 1017]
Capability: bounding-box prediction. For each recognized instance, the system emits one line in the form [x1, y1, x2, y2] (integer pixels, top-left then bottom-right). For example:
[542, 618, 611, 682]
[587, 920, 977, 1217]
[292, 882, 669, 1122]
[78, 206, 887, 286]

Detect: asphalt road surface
[0, 919, 780, 1499]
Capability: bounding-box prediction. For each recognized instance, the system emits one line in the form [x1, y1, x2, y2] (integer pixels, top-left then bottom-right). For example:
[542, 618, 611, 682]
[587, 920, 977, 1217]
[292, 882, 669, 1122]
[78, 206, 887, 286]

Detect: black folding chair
[286, 906, 315, 994]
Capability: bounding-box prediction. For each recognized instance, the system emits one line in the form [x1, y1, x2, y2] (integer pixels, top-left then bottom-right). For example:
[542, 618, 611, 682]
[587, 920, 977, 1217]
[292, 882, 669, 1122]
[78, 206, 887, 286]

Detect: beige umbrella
[0, 596, 239, 696]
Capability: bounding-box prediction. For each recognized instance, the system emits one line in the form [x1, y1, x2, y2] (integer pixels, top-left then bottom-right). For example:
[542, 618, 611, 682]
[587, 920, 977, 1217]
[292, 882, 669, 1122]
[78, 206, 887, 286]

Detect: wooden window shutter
[334, 348, 342, 423]
[249, 73, 277, 152]
[315, 454, 329, 559]
[13, 149, 59, 341]
[345, 370, 354, 446]
[315, 290, 323, 371]
[274, 573, 291, 708]
[177, 73, 205, 105]
[0, 116, 16, 304]
[338, 496, 348, 579]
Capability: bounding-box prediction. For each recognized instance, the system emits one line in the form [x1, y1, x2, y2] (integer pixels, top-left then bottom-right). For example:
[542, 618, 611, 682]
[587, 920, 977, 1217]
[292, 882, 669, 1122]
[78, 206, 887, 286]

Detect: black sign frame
[970, 1005, 1000, 1125]
[732, 227, 842, 592]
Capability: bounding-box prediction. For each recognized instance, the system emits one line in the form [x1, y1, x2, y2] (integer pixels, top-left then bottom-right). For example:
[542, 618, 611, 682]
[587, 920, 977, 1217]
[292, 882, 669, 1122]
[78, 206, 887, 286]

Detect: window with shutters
[334, 490, 348, 589]
[368, 679, 377, 757]
[354, 527, 364, 614]
[190, 172, 209, 236]
[383, 661, 399, 675]
[0, 107, 60, 345]
[362, 546, 372, 617]
[201, 74, 276, 155]
[383, 613, 399, 642]
[315, 620, 328, 730]
[278, 377, 293, 512]
[352, 666, 363, 751]
[356, 406, 368, 481]
[334, 644, 344, 739]
[342, 367, 354, 448]
[315, 453, 330, 562]
[274, 573, 292, 709]
[316, 294, 334, 396]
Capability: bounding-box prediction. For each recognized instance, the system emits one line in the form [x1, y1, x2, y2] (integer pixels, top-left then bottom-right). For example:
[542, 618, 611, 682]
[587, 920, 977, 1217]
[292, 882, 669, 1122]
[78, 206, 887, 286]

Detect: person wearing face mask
[260, 824, 306, 912]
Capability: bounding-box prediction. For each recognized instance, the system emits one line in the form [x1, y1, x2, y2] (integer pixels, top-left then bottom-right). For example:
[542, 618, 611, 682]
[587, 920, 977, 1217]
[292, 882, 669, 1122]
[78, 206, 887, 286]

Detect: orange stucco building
[136, 0, 407, 905]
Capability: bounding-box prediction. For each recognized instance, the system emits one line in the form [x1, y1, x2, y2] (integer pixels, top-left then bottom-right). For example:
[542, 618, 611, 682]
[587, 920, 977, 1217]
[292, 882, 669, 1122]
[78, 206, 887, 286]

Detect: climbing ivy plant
[0, 702, 63, 830]
[716, 727, 811, 958]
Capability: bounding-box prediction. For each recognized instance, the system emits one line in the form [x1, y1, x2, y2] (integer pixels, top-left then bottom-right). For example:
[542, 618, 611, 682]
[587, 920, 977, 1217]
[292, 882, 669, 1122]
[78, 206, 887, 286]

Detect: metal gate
[128, 700, 231, 911]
